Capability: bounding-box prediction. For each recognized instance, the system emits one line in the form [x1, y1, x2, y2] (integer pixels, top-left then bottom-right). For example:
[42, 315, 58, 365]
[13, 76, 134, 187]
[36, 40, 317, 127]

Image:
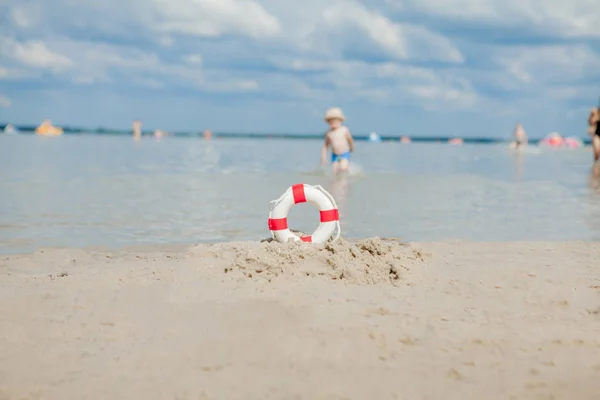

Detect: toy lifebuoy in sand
[268, 183, 341, 244]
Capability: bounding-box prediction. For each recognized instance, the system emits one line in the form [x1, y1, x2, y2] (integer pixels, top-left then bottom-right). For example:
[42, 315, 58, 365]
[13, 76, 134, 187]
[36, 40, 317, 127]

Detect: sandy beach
[1, 238, 599, 399]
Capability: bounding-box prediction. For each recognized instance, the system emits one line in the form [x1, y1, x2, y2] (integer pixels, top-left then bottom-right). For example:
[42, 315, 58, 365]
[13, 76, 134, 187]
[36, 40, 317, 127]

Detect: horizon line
[1, 124, 593, 144]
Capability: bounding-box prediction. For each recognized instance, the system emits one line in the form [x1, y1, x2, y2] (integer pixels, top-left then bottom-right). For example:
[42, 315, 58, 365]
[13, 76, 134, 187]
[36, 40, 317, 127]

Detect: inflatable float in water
[35, 120, 63, 136]
[539, 133, 582, 148]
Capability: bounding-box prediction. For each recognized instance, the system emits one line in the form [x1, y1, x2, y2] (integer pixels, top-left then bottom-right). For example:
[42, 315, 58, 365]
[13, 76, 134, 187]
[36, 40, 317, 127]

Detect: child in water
[321, 107, 355, 175]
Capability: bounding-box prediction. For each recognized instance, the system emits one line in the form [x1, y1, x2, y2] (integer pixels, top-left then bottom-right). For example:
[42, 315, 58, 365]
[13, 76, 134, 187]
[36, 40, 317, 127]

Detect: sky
[0, 0, 599, 137]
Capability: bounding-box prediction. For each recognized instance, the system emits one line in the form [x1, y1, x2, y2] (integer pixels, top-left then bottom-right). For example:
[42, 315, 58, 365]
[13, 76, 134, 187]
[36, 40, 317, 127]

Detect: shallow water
[1, 134, 599, 253]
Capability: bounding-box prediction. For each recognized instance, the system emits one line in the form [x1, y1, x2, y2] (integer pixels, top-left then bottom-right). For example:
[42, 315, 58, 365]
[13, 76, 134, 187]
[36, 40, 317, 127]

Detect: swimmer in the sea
[321, 107, 355, 175]
[509, 122, 528, 150]
[588, 107, 600, 162]
[132, 119, 142, 140]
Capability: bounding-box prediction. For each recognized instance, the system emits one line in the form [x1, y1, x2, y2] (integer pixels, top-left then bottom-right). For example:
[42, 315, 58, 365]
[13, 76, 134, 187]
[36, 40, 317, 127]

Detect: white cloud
[322, 4, 409, 59]
[11, 7, 33, 28]
[151, 0, 281, 38]
[269, 57, 330, 72]
[0, 37, 73, 71]
[266, 57, 477, 107]
[49, 39, 170, 84]
[401, 0, 600, 37]
[408, 80, 478, 110]
[0, 35, 261, 93]
[0, 35, 186, 85]
[72, 76, 97, 85]
[0, 95, 11, 107]
[0, 0, 598, 132]
[0, 65, 40, 81]
[400, 25, 464, 63]
[495, 44, 600, 85]
[203, 79, 259, 92]
[321, 3, 463, 62]
[183, 54, 203, 65]
[130, 77, 166, 89]
[271, 0, 464, 63]
[544, 86, 582, 101]
[1, 0, 464, 64]
[157, 36, 174, 47]
[9, 2, 43, 29]
[249, 72, 332, 100]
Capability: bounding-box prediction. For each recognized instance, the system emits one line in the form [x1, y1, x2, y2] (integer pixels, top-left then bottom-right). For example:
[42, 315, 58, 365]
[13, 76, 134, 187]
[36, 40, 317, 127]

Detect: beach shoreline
[1, 238, 599, 399]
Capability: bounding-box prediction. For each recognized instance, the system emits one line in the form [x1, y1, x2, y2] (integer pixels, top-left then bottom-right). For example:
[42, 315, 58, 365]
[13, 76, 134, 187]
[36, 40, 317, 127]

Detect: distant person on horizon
[588, 107, 600, 161]
[132, 120, 142, 140]
[203, 129, 212, 140]
[509, 122, 528, 150]
[321, 107, 355, 175]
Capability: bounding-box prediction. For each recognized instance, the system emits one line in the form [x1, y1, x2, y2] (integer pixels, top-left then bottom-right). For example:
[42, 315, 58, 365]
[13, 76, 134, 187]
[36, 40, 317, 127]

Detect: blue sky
[0, 0, 599, 137]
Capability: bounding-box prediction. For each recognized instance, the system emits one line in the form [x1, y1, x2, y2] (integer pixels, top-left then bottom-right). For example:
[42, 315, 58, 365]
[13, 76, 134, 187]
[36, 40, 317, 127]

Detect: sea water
[0, 134, 598, 253]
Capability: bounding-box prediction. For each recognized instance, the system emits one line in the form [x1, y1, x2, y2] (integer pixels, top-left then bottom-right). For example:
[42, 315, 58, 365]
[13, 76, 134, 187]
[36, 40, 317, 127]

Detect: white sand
[1, 238, 599, 399]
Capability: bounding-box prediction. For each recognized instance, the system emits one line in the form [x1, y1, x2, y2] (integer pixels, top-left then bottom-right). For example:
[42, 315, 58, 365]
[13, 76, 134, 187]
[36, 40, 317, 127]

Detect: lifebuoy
[268, 183, 341, 243]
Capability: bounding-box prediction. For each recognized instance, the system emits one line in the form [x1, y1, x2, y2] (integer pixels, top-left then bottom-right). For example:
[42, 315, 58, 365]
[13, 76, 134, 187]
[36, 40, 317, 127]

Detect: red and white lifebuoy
[268, 183, 341, 244]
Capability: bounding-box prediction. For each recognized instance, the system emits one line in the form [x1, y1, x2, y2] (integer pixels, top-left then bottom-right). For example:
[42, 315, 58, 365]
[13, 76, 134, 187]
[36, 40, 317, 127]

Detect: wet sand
[1, 238, 599, 399]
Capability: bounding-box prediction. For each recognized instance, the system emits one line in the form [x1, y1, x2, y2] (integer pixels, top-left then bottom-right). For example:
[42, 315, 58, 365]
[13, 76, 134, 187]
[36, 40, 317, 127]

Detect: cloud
[257, 0, 464, 65]
[0, 0, 598, 136]
[475, 43, 600, 114]
[319, 2, 463, 63]
[495, 44, 600, 85]
[408, 79, 478, 110]
[0, 95, 11, 107]
[0, 37, 73, 71]
[0, 36, 160, 84]
[321, 4, 409, 59]
[10, 4, 39, 28]
[152, 0, 281, 38]
[10, 36, 262, 93]
[261, 57, 478, 110]
[182, 54, 203, 65]
[399, 0, 600, 38]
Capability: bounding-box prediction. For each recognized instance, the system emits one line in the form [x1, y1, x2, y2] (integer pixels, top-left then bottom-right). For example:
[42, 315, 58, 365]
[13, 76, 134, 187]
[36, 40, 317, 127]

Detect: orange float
[35, 120, 63, 136]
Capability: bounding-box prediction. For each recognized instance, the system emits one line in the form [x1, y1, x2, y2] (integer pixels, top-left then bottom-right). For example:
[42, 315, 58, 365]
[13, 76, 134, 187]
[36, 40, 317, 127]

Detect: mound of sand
[188, 237, 429, 285]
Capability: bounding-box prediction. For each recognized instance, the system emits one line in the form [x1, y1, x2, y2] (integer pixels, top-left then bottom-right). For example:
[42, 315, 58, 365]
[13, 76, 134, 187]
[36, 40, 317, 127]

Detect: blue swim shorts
[331, 151, 351, 163]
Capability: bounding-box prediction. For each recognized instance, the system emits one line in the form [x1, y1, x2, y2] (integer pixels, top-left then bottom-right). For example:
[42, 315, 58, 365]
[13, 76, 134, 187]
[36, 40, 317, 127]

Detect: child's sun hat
[324, 107, 345, 122]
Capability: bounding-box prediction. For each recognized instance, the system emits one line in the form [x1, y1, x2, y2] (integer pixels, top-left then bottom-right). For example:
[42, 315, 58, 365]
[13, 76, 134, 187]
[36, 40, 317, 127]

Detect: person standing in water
[321, 107, 355, 175]
[132, 119, 142, 140]
[588, 107, 600, 161]
[509, 122, 528, 150]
